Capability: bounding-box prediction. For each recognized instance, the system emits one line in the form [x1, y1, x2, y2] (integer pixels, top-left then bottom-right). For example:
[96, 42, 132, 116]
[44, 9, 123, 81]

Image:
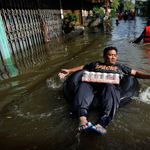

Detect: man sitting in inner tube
[58, 46, 150, 135]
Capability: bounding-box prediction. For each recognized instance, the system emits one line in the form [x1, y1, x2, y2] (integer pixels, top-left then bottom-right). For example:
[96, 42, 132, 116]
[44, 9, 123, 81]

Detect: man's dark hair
[103, 46, 118, 56]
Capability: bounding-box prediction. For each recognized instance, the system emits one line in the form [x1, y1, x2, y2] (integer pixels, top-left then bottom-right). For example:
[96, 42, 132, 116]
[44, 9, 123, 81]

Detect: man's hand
[58, 69, 70, 79]
[58, 65, 84, 79]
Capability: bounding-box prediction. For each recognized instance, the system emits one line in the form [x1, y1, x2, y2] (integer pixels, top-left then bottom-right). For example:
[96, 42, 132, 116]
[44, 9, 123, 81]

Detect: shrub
[64, 11, 79, 27]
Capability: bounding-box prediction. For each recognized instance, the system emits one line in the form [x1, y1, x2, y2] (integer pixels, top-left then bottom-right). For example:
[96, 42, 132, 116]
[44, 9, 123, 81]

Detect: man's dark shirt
[83, 61, 132, 79]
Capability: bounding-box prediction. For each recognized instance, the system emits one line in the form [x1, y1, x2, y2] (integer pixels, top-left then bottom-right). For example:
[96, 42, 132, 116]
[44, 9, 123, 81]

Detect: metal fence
[0, 0, 63, 81]
[1, 9, 43, 58]
[0, 8, 62, 56]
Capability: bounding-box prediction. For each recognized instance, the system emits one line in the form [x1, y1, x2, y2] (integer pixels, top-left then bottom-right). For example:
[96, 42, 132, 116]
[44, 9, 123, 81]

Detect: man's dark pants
[71, 82, 120, 128]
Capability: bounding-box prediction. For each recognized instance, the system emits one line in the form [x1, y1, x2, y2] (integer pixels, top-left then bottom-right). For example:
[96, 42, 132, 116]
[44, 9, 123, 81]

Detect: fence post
[0, 10, 18, 78]
[0, 10, 11, 60]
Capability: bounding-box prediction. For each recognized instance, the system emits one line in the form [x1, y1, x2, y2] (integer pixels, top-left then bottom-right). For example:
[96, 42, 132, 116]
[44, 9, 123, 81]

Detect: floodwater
[1, 16, 150, 150]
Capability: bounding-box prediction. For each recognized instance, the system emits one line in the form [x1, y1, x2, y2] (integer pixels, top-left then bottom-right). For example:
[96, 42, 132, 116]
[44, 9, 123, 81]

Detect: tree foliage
[124, 1, 134, 11]
[136, 2, 148, 17]
[93, 6, 104, 19]
[110, 0, 120, 11]
[64, 11, 79, 27]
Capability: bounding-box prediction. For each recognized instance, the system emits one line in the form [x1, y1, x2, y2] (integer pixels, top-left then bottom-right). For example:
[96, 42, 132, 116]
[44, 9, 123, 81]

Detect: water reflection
[111, 17, 147, 41]
[144, 45, 150, 66]
[0, 40, 68, 81]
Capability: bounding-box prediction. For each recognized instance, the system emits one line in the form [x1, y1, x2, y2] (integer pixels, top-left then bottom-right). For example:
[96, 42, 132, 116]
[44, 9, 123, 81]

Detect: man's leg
[71, 82, 95, 131]
[94, 84, 120, 133]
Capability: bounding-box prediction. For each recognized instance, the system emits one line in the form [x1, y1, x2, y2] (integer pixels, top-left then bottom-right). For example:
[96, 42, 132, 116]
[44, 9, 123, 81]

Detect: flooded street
[1, 16, 150, 150]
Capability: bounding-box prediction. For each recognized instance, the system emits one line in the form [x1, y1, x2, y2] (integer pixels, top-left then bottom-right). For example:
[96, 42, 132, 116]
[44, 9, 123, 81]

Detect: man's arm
[131, 69, 150, 79]
[131, 28, 145, 43]
[58, 65, 84, 79]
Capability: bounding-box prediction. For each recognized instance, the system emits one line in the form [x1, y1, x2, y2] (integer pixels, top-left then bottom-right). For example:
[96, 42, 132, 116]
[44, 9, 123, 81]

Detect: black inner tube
[63, 69, 140, 107]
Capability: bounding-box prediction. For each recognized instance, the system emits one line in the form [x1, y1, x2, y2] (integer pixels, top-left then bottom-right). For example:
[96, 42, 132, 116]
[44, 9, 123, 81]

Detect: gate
[0, 0, 63, 80]
[0, 0, 62, 61]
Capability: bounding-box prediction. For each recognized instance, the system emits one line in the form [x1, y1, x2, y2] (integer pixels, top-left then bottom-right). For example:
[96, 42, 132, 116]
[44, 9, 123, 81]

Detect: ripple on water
[139, 87, 150, 104]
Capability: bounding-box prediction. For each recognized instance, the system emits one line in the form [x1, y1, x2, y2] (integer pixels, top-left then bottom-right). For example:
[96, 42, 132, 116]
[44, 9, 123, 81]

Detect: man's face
[103, 50, 117, 65]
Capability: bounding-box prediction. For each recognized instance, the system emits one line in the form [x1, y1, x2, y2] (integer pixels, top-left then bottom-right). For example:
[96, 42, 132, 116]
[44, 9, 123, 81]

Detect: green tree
[124, 1, 135, 11]
[138, 2, 148, 17]
[118, 0, 124, 12]
[64, 11, 79, 27]
[111, 0, 120, 11]
[93, 6, 104, 19]
[125, 1, 131, 11]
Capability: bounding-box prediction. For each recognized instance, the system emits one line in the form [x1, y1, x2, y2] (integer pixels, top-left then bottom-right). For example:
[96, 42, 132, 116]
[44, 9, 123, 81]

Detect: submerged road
[0, 16, 150, 150]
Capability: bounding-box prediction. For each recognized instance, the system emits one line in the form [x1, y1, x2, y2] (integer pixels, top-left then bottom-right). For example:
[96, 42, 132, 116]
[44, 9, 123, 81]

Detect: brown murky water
[1, 16, 150, 150]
